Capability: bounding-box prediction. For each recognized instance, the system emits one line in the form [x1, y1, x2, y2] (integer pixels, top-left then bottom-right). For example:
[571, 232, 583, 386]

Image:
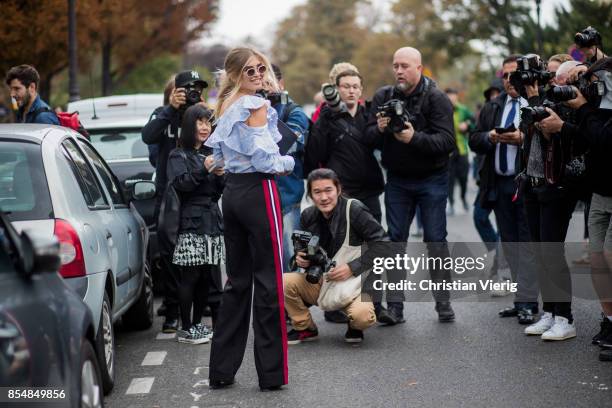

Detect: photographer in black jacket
[284, 169, 388, 344]
[469, 55, 539, 324]
[141, 70, 208, 333]
[306, 69, 384, 222]
[519, 58, 588, 340]
[536, 58, 612, 359]
[365, 47, 456, 324]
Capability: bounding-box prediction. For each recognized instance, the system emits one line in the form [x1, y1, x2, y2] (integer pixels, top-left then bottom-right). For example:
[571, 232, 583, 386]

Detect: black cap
[175, 70, 208, 89]
[484, 78, 503, 100]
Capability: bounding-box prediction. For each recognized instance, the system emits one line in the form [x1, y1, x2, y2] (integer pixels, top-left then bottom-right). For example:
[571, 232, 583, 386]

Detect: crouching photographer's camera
[292, 230, 336, 284]
[377, 99, 414, 133]
[509, 54, 554, 88]
[547, 75, 606, 103]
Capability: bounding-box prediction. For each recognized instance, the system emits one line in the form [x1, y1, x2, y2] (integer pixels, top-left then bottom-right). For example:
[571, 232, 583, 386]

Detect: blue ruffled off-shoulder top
[205, 94, 295, 174]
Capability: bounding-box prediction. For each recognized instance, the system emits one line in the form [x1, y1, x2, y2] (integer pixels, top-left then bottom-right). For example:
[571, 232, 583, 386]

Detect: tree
[441, 0, 532, 55]
[95, 0, 219, 95]
[0, 0, 97, 102]
[352, 32, 403, 99]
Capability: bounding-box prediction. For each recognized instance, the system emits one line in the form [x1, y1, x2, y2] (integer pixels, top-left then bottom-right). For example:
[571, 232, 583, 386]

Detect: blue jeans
[385, 171, 449, 243]
[384, 170, 451, 304]
[282, 204, 301, 273]
[473, 190, 499, 251]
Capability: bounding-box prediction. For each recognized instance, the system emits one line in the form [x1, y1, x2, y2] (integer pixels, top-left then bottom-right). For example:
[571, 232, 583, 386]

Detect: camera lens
[549, 85, 576, 102]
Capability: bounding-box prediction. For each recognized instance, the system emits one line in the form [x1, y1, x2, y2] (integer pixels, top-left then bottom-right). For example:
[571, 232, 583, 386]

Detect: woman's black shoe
[209, 379, 235, 389]
[260, 385, 283, 392]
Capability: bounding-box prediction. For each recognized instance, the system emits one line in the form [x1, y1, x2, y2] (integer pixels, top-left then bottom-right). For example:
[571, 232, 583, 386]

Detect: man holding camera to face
[141, 70, 208, 333]
[469, 55, 540, 325]
[365, 47, 456, 325]
[305, 69, 384, 222]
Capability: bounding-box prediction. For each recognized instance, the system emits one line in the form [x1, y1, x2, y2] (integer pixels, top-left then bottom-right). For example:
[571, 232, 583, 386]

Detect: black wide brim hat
[175, 70, 208, 89]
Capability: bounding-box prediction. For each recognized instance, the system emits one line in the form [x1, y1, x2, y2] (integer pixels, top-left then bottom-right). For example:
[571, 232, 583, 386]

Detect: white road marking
[126, 377, 155, 394]
[141, 351, 167, 366]
[190, 393, 203, 402]
[156, 332, 176, 340]
[193, 379, 209, 388]
[193, 366, 208, 375]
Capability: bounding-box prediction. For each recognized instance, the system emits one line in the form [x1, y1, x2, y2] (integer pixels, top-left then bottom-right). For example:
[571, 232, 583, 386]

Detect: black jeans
[357, 193, 382, 223]
[523, 184, 578, 320]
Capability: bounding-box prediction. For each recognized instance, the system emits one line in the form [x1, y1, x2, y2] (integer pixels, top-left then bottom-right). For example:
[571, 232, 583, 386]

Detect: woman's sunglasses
[244, 64, 266, 77]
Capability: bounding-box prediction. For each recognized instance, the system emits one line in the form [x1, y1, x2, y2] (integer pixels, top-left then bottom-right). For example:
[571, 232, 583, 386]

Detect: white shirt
[495, 96, 527, 176]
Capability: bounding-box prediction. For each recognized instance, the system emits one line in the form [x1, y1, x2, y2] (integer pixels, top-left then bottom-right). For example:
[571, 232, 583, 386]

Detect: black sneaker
[177, 326, 209, 345]
[599, 349, 612, 362]
[287, 327, 318, 345]
[377, 306, 405, 325]
[162, 317, 179, 333]
[324, 310, 349, 324]
[345, 325, 364, 343]
[435, 301, 455, 322]
[599, 330, 612, 349]
[592, 314, 612, 346]
[210, 378, 235, 389]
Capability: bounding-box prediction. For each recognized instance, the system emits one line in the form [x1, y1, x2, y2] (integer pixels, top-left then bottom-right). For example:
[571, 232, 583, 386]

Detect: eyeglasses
[339, 84, 362, 91]
[244, 64, 266, 77]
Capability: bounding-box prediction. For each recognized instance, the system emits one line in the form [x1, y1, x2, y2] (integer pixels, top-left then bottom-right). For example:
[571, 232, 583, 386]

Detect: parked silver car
[0, 124, 155, 395]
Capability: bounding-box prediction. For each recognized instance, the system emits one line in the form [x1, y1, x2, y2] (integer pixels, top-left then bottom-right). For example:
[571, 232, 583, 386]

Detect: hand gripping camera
[291, 230, 336, 284]
[377, 99, 414, 133]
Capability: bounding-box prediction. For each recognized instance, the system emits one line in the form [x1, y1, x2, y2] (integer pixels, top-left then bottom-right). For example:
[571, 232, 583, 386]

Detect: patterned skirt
[172, 233, 225, 266]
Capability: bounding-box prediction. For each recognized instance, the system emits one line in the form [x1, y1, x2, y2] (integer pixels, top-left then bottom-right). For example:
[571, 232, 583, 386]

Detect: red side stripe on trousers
[262, 179, 288, 384]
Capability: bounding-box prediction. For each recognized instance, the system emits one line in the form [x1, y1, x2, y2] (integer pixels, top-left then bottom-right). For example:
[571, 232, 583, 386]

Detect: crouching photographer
[283, 169, 388, 344]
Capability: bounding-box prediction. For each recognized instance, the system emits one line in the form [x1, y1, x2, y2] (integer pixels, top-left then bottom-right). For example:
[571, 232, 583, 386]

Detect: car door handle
[105, 230, 112, 239]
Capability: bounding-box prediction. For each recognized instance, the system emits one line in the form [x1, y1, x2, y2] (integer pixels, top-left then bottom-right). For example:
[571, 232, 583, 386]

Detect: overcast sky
[202, 0, 570, 48]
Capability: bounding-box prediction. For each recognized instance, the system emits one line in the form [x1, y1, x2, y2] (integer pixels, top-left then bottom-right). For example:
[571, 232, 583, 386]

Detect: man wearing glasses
[469, 55, 540, 325]
[305, 69, 384, 223]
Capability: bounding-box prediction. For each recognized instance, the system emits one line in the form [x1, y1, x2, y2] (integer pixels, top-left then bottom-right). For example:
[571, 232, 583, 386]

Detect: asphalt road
[105, 189, 612, 408]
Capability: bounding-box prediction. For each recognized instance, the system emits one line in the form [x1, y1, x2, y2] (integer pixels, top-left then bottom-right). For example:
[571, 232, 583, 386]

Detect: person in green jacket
[445, 88, 474, 215]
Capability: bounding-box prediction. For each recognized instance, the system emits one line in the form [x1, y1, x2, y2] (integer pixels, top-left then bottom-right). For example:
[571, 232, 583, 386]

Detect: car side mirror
[133, 181, 156, 201]
[19, 232, 60, 278]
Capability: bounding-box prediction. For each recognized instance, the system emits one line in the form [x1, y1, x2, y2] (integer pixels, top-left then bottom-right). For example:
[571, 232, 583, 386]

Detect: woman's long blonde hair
[214, 47, 279, 119]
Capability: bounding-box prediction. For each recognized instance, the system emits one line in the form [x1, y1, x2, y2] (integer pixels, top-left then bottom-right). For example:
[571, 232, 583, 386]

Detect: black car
[0, 211, 104, 407]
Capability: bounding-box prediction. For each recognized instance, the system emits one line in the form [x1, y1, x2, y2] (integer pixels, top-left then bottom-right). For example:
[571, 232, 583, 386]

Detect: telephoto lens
[321, 83, 346, 113]
[548, 85, 577, 102]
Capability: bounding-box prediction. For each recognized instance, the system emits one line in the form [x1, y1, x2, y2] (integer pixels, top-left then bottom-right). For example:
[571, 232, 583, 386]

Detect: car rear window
[0, 140, 53, 222]
[88, 128, 148, 161]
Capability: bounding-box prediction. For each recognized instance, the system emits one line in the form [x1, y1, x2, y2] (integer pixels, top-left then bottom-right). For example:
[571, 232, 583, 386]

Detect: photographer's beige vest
[317, 199, 364, 311]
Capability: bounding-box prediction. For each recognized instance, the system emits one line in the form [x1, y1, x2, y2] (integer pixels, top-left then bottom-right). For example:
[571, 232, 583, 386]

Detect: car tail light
[53, 219, 86, 278]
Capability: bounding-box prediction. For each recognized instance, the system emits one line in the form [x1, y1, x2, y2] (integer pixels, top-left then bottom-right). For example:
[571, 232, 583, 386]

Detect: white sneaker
[525, 312, 554, 335]
[541, 316, 576, 341]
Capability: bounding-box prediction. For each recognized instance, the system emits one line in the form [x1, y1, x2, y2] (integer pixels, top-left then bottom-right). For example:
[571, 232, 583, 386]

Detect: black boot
[435, 301, 455, 322]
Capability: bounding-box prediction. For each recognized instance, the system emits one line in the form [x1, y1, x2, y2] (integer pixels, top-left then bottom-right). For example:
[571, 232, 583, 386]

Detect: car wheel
[122, 261, 154, 330]
[95, 291, 114, 394]
[80, 340, 104, 408]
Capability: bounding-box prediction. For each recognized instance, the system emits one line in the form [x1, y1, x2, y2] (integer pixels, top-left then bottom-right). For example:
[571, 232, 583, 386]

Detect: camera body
[509, 54, 554, 88]
[575, 26, 602, 48]
[256, 89, 289, 106]
[321, 83, 348, 113]
[521, 100, 557, 125]
[184, 85, 203, 107]
[377, 99, 414, 133]
[292, 230, 336, 284]
[547, 77, 606, 104]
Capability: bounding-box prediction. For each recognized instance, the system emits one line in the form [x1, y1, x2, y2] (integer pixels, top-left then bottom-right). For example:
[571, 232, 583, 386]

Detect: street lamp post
[68, 0, 80, 102]
[535, 0, 543, 55]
